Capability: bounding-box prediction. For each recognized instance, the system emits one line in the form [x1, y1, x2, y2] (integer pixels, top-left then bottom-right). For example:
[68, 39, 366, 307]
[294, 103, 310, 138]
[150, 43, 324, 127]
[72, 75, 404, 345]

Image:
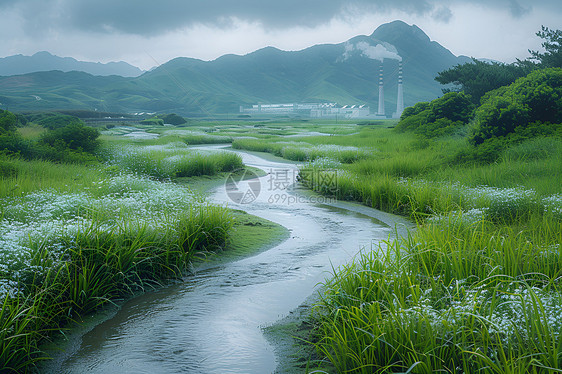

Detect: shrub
[140, 118, 164, 126]
[0, 158, 18, 177]
[396, 92, 474, 138]
[453, 137, 507, 164]
[396, 101, 430, 132]
[0, 132, 32, 156]
[0, 110, 17, 133]
[39, 122, 100, 153]
[469, 68, 562, 145]
[35, 113, 82, 130]
[159, 113, 187, 125]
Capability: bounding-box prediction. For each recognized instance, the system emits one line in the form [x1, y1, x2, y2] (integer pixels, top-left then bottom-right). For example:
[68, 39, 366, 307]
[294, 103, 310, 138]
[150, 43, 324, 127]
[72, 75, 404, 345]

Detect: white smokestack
[377, 65, 385, 116]
[395, 61, 404, 118]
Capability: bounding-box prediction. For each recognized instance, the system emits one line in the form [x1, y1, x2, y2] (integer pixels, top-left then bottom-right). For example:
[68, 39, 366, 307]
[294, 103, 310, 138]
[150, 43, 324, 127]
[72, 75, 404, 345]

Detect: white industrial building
[240, 60, 405, 119]
[310, 103, 370, 119]
[239, 102, 370, 119]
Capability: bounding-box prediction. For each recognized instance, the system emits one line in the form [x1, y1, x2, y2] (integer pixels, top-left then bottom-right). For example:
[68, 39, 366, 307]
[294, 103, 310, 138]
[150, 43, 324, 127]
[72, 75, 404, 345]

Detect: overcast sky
[1, 0, 560, 70]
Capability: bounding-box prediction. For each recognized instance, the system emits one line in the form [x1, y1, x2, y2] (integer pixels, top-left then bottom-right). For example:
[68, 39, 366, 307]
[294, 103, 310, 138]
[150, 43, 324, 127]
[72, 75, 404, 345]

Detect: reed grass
[102, 141, 243, 179]
[232, 138, 374, 163]
[156, 131, 233, 144]
[16, 124, 47, 140]
[261, 124, 562, 372]
[0, 156, 107, 198]
[313, 214, 562, 373]
[0, 167, 235, 371]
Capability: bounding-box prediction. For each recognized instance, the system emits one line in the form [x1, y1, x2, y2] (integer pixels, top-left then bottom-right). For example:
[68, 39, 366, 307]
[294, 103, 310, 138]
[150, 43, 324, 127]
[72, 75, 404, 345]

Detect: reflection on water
[46, 146, 401, 374]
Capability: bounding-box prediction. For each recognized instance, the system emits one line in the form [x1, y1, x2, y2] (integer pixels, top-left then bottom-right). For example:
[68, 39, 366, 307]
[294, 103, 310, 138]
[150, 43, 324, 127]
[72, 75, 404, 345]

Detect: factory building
[239, 102, 370, 118]
[240, 60, 405, 119]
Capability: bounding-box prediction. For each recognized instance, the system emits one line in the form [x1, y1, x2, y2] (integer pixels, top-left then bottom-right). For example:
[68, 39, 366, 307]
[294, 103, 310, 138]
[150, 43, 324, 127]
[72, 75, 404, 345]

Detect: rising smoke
[342, 41, 402, 62]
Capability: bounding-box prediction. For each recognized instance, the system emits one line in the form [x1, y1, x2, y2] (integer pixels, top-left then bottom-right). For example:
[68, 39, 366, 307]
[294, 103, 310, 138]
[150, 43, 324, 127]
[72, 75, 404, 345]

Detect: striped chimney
[395, 61, 404, 117]
[377, 64, 385, 116]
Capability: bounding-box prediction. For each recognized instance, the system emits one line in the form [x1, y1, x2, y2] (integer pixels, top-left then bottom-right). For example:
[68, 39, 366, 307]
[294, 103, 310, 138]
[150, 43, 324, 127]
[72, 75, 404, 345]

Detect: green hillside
[0, 21, 470, 115]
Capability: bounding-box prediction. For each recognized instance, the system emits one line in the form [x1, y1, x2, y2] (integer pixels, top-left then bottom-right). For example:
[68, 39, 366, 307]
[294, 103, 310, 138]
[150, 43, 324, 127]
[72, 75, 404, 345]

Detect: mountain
[0, 51, 144, 77]
[0, 21, 472, 115]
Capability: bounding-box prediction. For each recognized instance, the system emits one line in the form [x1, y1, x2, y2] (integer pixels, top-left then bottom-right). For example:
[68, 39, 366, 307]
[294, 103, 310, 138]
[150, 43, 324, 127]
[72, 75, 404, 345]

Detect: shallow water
[46, 146, 406, 374]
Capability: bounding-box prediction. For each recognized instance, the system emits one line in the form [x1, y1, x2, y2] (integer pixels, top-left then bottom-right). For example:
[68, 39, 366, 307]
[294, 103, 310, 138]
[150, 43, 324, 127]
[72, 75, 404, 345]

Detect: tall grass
[232, 138, 374, 163]
[291, 127, 562, 372]
[234, 127, 561, 196]
[102, 141, 243, 179]
[429, 141, 562, 196]
[0, 156, 107, 198]
[156, 131, 233, 144]
[313, 214, 562, 373]
[0, 170, 234, 371]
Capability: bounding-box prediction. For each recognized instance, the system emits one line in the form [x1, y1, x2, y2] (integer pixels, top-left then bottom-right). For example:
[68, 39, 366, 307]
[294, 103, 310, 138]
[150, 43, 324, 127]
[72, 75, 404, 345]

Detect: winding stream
[45, 147, 410, 374]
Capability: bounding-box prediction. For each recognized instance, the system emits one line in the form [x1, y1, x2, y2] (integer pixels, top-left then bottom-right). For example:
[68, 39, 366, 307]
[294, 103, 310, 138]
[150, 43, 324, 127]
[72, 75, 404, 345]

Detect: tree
[39, 121, 100, 153]
[435, 59, 530, 104]
[0, 110, 31, 156]
[36, 113, 83, 130]
[0, 110, 17, 134]
[140, 118, 164, 126]
[528, 26, 562, 68]
[395, 92, 474, 138]
[159, 113, 187, 125]
[469, 68, 562, 145]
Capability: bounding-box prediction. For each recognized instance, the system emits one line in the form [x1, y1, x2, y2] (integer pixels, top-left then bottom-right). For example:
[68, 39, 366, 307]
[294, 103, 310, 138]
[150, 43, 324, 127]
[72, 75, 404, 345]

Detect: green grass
[101, 140, 243, 180]
[0, 129, 255, 372]
[16, 124, 47, 140]
[3, 121, 561, 372]
[0, 157, 108, 198]
[232, 138, 375, 163]
[313, 214, 562, 373]
[206, 209, 289, 263]
[0, 170, 236, 371]
[228, 122, 562, 372]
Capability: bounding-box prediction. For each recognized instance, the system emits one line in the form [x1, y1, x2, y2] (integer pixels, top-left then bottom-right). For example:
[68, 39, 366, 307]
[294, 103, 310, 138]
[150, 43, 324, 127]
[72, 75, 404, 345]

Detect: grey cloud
[4, 0, 562, 37]
[6, 0, 436, 36]
[432, 6, 453, 23]
[65, 0, 438, 35]
[508, 0, 531, 17]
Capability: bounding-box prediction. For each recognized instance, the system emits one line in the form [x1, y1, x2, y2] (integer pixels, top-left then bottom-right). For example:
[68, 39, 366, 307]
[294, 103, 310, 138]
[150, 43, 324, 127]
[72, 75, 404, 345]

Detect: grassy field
[228, 120, 562, 373]
[2, 118, 561, 372]
[0, 125, 271, 372]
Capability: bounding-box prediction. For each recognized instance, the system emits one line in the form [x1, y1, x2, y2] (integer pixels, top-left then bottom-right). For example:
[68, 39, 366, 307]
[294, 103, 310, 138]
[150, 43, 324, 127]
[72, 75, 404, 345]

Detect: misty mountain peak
[371, 20, 431, 44]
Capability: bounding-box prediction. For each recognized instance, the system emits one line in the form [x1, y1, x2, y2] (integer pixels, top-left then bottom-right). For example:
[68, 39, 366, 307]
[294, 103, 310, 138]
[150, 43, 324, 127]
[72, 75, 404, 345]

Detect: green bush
[0, 132, 32, 156]
[396, 101, 429, 132]
[469, 68, 562, 145]
[35, 113, 82, 130]
[39, 122, 100, 153]
[396, 92, 474, 138]
[140, 118, 164, 126]
[159, 113, 187, 125]
[0, 158, 18, 177]
[453, 137, 507, 164]
[0, 110, 17, 133]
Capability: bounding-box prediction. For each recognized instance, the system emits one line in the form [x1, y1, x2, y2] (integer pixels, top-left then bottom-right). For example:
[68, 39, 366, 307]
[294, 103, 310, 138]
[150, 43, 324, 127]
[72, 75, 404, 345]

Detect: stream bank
[41, 146, 410, 373]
